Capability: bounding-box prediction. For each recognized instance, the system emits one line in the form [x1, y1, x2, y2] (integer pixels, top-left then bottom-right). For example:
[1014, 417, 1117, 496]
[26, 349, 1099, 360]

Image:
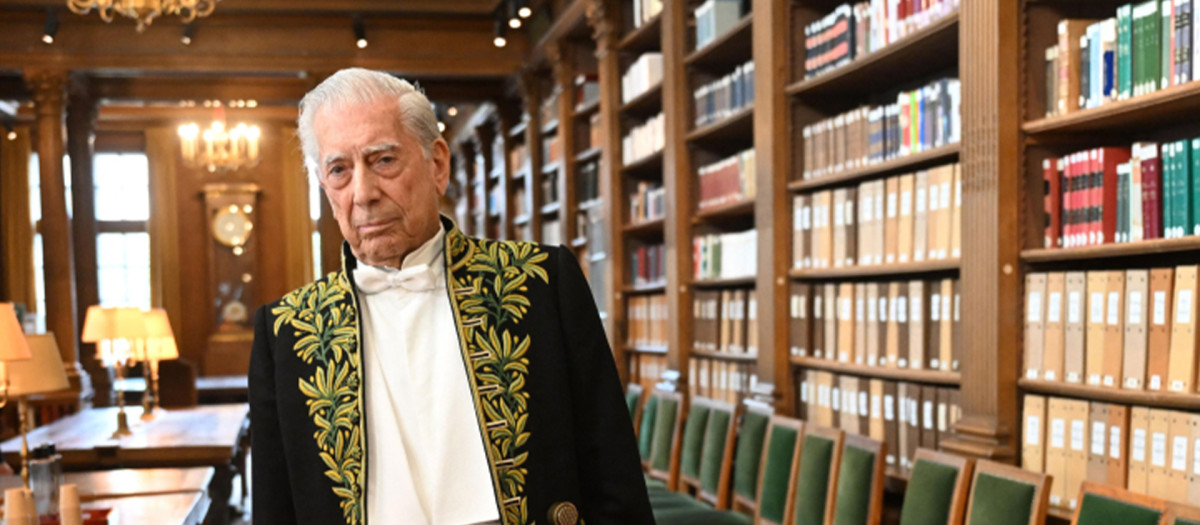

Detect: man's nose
[352, 164, 381, 205]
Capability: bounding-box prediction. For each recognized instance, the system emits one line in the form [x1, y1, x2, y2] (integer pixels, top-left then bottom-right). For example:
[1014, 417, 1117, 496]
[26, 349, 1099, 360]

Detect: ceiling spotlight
[5, 127, 16, 141]
[42, 9, 58, 45]
[508, 17, 521, 29]
[516, 0, 531, 18]
[493, 16, 507, 48]
[437, 121, 446, 133]
[447, 106, 458, 117]
[181, 23, 195, 45]
[354, 15, 368, 49]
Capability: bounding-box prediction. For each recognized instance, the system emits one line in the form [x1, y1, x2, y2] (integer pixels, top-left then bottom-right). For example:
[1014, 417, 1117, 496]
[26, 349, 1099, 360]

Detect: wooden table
[0, 467, 214, 525]
[115, 375, 249, 405]
[0, 405, 248, 525]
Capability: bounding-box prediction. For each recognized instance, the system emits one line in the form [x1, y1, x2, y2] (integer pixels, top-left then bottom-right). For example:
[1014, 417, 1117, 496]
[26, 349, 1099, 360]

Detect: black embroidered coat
[249, 218, 654, 525]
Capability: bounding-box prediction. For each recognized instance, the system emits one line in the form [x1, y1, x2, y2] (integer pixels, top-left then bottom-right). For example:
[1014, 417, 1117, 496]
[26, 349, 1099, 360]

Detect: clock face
[212, 206, 254, 247]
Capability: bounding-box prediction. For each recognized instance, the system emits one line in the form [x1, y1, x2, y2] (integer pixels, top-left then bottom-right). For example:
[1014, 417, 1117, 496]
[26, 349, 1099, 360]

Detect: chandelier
[67, 0, 218, 32]
[178, 106, 260, 173]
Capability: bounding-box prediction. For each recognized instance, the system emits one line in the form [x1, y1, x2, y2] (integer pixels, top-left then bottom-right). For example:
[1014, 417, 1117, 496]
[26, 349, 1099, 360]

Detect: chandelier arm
[67, 0, 96, 15]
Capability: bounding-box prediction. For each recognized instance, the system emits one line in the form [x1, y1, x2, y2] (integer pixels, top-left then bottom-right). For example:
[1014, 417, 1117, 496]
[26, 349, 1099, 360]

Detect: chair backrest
[678, 396, 715, 489]
[964, 459, 1051, 525]
[626, 382, 644, 432]
[731, 401, 774, 512]
[786, 424, 844, 525]
[638, 392, 660, 465]
[696, 398, 738, 509]
[158, 358, 198, 408]
[756, 416, 805, 525]
[899, 449, 974, 525]
[830, 434, 886, 525]
[1070, 481, 1167, 525]
[647, 389, 685, 489]
[1165, 500, 1200, 525]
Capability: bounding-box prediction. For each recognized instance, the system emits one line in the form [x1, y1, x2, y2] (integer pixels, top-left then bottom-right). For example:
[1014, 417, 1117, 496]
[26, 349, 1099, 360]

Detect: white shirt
[356, 225, 500, 525]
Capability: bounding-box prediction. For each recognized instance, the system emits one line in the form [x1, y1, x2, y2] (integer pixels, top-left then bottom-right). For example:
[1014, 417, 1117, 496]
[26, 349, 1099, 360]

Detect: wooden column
[518, 71, 545, 242]
[587, 0, 625, 374]
[66, 73, 108, 405]
[751, 0, 792, 412]
[474, 119, 496, 238]
[661, 0, 693, 382]
[25, 68, 89, 396]
[495, 109, 516, 241]
[940, 0, 1021, 461]
[548, 42, 577, 245]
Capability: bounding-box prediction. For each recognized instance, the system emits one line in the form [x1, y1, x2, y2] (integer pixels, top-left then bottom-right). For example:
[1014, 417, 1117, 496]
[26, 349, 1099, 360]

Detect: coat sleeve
[554, 246, 655, 524]
[249, 305, 298, 524]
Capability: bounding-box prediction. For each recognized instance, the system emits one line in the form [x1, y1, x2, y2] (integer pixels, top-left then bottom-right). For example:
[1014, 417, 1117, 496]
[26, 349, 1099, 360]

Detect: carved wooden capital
[546, 42, 571, 87]
[518, 69, 540, 109]
[585, 0, 618, 55]
[24, 69, 68, 117]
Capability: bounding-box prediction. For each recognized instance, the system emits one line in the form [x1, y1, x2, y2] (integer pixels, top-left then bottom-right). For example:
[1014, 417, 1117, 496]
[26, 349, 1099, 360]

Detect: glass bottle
[27, 443, 61, 520]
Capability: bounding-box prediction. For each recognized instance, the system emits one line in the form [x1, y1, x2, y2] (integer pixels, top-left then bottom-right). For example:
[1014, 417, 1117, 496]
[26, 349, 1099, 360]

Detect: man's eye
[329, 166, 346, 176]
[378, 156, 395, 165]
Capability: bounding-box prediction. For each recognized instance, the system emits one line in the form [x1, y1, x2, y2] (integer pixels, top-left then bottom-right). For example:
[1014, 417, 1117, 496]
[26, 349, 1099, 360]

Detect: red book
[1090, 148, 1100, 245]
[1063, 154, 1074, 248]
[1141, 143, 1163, 240]
[1096, 147, 1133, 245]
[1044, 157, 1063, 248]
[1067, 152, 1080, 247]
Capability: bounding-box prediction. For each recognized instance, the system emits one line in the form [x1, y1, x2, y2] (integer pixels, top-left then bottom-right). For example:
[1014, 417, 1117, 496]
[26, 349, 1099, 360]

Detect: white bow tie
[354, 263, 440, 294]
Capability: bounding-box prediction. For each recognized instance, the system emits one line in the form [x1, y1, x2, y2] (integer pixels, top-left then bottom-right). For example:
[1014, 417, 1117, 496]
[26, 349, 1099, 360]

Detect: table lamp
[0, 303, 34, 410]
[81, 306, 146, 438]
[7, 333, 69, 489]
[139, 309, 178, 420]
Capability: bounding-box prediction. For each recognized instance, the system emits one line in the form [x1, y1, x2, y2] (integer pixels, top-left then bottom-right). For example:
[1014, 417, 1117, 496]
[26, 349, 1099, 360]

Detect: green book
[1163, 141, 1174, 236]
[1179, 139, 1192, 236]
[1161, 0, 1171, 91]
[1147, 0, 1162, 95]
[1119, 4, 1134, 99]
[1118, 161, 1129, 242]
[1191, 138, 1200, 236]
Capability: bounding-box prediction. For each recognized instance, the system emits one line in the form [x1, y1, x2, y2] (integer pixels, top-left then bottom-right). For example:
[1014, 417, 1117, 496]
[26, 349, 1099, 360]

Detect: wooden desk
[91, 492, 210, 525]
[115, 375, 249, 405]
[0, 468, 214, 525]
[0, 405, 248, 525]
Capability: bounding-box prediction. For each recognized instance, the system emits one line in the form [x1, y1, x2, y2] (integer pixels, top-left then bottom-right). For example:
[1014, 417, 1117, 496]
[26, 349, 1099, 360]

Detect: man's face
[313, 96, 450, 268]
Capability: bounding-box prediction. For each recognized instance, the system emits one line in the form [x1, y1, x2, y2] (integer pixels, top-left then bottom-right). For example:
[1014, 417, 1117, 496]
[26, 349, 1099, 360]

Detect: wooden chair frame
[754, 415, 805, 525]
[646, 389, 686, 490]
[783, 424, 844, 525]
[908, 448, 975, 525]
[1165, 500, 1200, 524]
[695, 398, 739, 510]
[1069, 481, 1168, 525]
[835, 433, 887, 525]
[964, 459, 1051, 525]
[627, 382, 645, 436]
[730, 400, 776, 515]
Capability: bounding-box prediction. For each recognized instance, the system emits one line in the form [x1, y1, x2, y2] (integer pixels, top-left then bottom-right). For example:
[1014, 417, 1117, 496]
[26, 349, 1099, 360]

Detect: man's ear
[431, 138, 451, 196]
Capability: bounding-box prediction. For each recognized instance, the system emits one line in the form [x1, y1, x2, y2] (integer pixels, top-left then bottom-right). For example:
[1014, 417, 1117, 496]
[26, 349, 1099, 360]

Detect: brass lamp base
[111, 408, 133, 439]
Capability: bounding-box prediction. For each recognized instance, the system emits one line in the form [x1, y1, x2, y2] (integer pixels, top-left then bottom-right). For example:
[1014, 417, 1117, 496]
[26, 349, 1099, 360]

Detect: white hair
[297, 68, 440, 178]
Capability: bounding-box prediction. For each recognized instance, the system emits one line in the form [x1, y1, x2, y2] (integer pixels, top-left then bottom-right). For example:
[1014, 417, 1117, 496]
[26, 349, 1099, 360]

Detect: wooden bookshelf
[692, 276, 756, 289]
[619, 14, 662, 52]
[1024, 81, 1200, 136]
[574, 98, 601, 119]
[542, 119, 559, 135]
[790, 356, 962, 387]
[1021, 237, 1200, 263]
[624, 282, 667, 294]
[623, 217, 666, 236]
[1019, 379, 1200, 411]
[620, 149, 664, 178]
[786, 144, 961, 192]
[693, 197, 755, 223]
[788, 259, 960, 280]
[619, 82, 663, 115]
[627, 345, 669, 355]
[685, 104, 754, 146]
[690, 349, 758, 362]
[575, 146, 603, 163]
[683, 14, 753, 71]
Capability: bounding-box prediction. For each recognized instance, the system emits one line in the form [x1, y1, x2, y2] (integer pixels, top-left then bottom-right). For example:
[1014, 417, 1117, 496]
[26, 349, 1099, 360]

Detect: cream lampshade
[0, 303, 34, 410]
[140, 309, 178, 419]
[7, 333, 68, 490]
[80, 306, 146, 438]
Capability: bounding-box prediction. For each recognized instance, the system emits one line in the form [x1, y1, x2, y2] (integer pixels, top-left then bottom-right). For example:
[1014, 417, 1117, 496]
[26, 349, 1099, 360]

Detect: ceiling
[0, 0, 504, 16]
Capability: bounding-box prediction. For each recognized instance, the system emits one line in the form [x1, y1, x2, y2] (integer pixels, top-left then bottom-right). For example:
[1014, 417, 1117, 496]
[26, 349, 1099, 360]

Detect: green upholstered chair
[647, 389, 685, 490]
[677, 397, 717, 494]
[829, 434, 885, 525]
[1070, 481, 1166, 525]
[1166, 500, 1200, 525]
[696, 399, 738, 509]
[785, 424, 844, 525]
[755, 416, 805, 525]
[626, 382, 644, 433]
[898, 449, 975, 525]
[638, 392, 660, 467]
[730, 402, 773, 514]
[963, 459, 1050, 525]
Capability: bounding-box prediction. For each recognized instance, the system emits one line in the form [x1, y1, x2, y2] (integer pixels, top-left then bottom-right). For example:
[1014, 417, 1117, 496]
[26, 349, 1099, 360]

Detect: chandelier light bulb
[42, 34, 54, 44]
[437, 121, 446, 133]
[518, 6, 531, 18]
[508, 18, 521, 29]
[357, 38, 368, 49]
[493, 36, 506, 48]
[447, 106, 458, 117]
[6, 130, 16, 141]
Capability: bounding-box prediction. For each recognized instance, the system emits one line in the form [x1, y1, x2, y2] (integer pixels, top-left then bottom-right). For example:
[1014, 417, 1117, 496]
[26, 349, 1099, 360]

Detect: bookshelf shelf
[624, 282, 667, 294]
[685, 104, 754, 147]
[619, 14, 662, 52]
[575, 146, 602, 163]
[626, 345, 669, 355]
[692, 276, 756, 288]
[790, 356, 962, 386]
[683, 14, 753, 72]
[540, 201, 561, 216]
[621, 150, 664, 178]
[623, 217, 666, 237]
[788, 259, 960, 280]
[885, 469, 910, 494]
[509, 120, 527, 139]
[578, 198, 603, 211]
[1048, 508, 1072, 524]
[513, 214, 531, 227]
[574, 98, 601, 119]
[542, 161, 562, 175]
[619, 82, 663, 116]
[785, 11, 959, 99]
[692, 197, 755, 224]
[689, 350, 758, 362]
[1023, 82, 1200, 136]
[512, 166, 531, 181]
[1019, 379, 1200, 411]
[787, 144, 961, 193]
[489, 168, 504, 181]
[1020, 237, 1200, 263]
[570, 235, 588, 248]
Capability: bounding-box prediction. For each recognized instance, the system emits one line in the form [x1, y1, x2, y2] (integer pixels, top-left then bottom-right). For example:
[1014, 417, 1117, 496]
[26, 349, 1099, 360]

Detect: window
[28, 153, 71, 333]
[93, 153, 150, 310]
[310, 178, 323, 281]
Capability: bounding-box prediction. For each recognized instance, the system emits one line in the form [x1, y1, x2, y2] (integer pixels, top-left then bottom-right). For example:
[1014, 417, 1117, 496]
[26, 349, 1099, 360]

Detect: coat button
[547, 502, 579, 525]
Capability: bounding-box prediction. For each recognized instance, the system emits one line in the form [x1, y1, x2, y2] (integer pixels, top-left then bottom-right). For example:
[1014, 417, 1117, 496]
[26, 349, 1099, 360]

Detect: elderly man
[249, 68, 653, 525]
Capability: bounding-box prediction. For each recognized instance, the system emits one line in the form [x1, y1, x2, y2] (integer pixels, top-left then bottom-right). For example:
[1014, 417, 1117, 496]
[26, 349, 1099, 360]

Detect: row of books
[622, 52, 663, 104]
[632, 352, 669, 393]
[697, 148, 756, 211]
[1022, 396, 1200, 512]
[577, 159, 601, 204]
[797, 370, 962, 474]
[1042, 141, 1200, 250]
[632, 0, 663, 29]
[802, 0, 959, 80]
[542, 218, 562, 246]
[631, 242, 666, 289]
[622, 112, 665, 166]
[543, 133, 563, 165]
[541, 171, 559, 206]
[1023, 267, 1200, 393]
[509, 142, 529, 171]
[693, 0, 746, 52]
[693, 289, 758, 355]
[487, 185, 503, 218]
[513, 186, 529, 219]
[580, 112, 603, 152]
[540, 89, 559, 127]
[800, 78, 961, 181]
[573, 74, 599, 112]
[630, 182, 667, 224]
[687, 357, 756, 407]
[793, 165, 962, 270]
[1048, 4, 1200, 119]
[693, 229, 757, 280]
[627, 293, 667, 350]
[693, 60, 755, 129]
[789, 279, 962, 372]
